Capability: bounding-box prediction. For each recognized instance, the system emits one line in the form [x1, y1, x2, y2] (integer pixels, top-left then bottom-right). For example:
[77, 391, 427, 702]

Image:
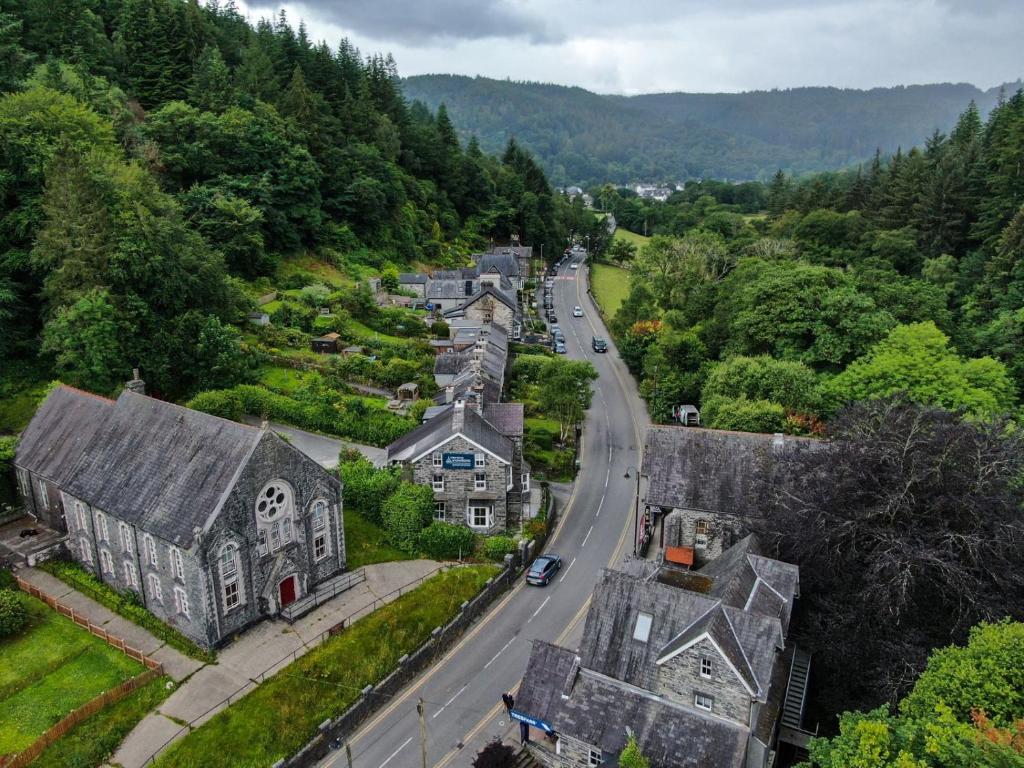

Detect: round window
[256, 482, 290, 521]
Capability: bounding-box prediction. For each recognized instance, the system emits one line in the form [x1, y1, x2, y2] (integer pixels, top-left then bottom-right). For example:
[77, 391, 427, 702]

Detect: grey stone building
[443, 285, 520, 340]
[14, 384, 346, 649]
[513, 537, 803, 768]
[642, 426, 821, 567]
[385, 399, 530, 534]
[398, 272, 428, 298]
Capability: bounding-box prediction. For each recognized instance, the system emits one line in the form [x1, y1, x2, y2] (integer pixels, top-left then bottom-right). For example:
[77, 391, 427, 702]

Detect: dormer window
[633, 611, 653, 642]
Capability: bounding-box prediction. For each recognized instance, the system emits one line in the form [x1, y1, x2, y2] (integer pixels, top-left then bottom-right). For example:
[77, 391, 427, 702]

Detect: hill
[402, 75, 1019, 184]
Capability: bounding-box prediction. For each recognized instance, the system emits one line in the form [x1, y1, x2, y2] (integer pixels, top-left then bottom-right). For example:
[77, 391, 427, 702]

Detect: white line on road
[559, 557, 576, 582]
[582, 525, 594, 547]
[483, 638, 515, 670]
[527, 596, 551, 623]
[596, 493, 606, 517]
[432, 684, 469, 718]
[378, 737, 412, 768]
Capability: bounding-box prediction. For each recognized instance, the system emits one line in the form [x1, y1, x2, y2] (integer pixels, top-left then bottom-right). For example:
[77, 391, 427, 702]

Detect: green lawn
[155, 565, 499, 768]
[590, 262, 630, 319]
[0, 591, 144, 754]
[258, 365, 313, 395]
[613, 228, 650, 248]
[0, 369, 50, 435]
[343, 511, 412, 569]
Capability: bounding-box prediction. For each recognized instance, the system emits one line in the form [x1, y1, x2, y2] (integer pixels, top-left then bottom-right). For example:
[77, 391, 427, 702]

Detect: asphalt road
[318, 252, 650, 768]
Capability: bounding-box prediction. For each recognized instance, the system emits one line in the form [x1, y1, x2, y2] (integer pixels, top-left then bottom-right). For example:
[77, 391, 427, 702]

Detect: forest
[0, 0, 583, 404]
[403, 74, 1019, 184]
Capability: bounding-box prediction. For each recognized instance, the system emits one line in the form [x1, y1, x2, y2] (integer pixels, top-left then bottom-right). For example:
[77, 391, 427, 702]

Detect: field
[0, 591, 144, 754]
[613, 227, 651, 248]
[154, 565, 499, 768]
[590, 262, 631, 320]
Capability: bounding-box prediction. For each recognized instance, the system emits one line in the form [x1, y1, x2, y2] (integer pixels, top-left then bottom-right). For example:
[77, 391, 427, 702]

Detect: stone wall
[661, 508, 744, 567]
[655, 637, 751, 726]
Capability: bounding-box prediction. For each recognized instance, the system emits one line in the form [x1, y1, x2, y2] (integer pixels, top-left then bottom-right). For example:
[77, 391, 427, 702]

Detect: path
[242, 418, 387, 468]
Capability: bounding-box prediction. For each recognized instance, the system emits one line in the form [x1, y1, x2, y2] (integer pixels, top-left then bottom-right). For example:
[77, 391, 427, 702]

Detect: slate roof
[426, 278, 477, 300]
[15, 386, 115, 487]
[517, 642, 747, 768]
[385, 403, 513, 464]
[442, 285, 518, 317]
[434, 351, 470, 376]
[642, 426, 822, 513]
[482, 403, 524, 437]
[398, 272, 428, 285]
[475, 252, 521, 278]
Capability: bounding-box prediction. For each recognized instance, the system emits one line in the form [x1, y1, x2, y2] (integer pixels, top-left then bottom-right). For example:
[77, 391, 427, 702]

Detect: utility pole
[417, 698, 427, 768]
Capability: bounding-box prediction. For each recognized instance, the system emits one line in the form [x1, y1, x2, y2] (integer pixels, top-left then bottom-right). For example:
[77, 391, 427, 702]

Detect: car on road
[592, 336, 608, 353]
[528, 557, 561, 585]
[573, 306, 583, 317]
[570, 263, 579, 270]
[554, 341, 566, 354]
[550, 324, 560, 335]
[547, 313, 558, 324]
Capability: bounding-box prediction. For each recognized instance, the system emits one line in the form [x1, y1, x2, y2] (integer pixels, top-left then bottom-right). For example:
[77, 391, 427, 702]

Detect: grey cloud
[275, 0, 560, 45]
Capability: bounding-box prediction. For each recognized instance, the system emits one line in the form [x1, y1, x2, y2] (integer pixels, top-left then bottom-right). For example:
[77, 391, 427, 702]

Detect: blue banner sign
[442, 452, 476, 470]
[510, 710, 554, 733]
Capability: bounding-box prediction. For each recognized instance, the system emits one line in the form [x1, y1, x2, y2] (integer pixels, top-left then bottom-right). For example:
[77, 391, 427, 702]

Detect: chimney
[452, 399, 465, 432]
[445, 385, 454, 404]
[125, 368, 145, 395]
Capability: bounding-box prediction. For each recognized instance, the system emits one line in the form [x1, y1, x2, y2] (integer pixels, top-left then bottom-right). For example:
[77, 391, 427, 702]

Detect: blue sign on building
[510, 710, 554, 733]
[442, 452, 476, 470]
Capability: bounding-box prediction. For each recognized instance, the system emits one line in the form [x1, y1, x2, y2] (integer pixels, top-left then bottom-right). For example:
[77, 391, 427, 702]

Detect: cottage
[14, 383, 346, 649]
[641, 426, 821, 566]
[425, 277, 479, 314]
[443, 286, 520, 340]
[514, 537, 805, 768]
[398, 272, 428, 298]
[311, 332, 341, 354]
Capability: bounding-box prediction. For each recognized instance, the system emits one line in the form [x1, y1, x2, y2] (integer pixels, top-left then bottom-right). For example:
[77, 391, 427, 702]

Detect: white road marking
[559, 557, 576, 582]
[432, 684, 469, 718]
[582, 525, 594, 547]
[527, 596, 551, 623]
[483, 638, 515, 670]
[596, 493, 606, 517]
[379, 737, 412, 768]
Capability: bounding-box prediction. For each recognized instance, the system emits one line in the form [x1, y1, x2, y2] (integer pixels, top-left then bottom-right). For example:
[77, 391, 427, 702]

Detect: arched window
[310, 500, 330, 561]
[219, 543, 243, 611]
[255, 481, 295, 556]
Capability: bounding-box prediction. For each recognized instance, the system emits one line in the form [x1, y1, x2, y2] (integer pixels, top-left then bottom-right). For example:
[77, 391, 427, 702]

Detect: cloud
[255, 0, 558, 45]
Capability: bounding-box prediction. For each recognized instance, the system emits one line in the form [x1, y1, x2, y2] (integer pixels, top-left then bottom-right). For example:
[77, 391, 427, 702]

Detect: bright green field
[0, 592, 144, 754]
[613, 228, 651, 248]
[590, 263, 631, 319]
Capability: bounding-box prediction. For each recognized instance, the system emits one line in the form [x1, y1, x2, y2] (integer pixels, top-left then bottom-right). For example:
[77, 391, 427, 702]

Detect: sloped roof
[434, 351, 470, 376]
[15, 386, 115, 487]
[398, 272, 428, 284]
[656, 604, 759, 696]
[427, 278, 477, 300]
[385, 403, 513, 464]
[443, 285, 517, 317]
[476, 252, 521, 278]
[482, 403, 524, 437]
[62, 391, 264, 546]
[642, 426, 822, 513]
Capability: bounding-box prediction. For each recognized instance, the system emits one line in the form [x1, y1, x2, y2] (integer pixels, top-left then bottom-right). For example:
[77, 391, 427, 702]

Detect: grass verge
[343, 510, 413, 569]
[30, 674, 172, 768]
[0, 591, 144, 754]
[38, 560, 216, 663]
[154, 565, 499, 768]
[590, 262, 630, 320]
[613, 227, 650, 248]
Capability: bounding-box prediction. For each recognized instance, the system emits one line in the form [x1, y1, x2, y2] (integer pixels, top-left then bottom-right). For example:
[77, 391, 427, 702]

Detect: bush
[702, 395, 786, 433]
[417, 522, 478, 560]
[0, 568, 15, 591]
[185, 390, 244, 422]
[430, 321, 449, 338]
[523, 517, 547, 543]
[0, 589, 28, 636]
[381, 483, 434, 552]
[340, 459, 400, 524]
[482, 535, 516, 561]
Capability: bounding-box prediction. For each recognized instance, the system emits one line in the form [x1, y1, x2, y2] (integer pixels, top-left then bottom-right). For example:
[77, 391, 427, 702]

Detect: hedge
[701, 395, 787, 434]
[482, 535, 516, 561]
[417, 522, 478, 560]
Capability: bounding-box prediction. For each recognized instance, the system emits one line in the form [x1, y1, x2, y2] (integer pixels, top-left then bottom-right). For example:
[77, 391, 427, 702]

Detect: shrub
[340, 459, 400, 524]
[523, 518, 547, 543]
[482, 535, 516, 561]
[382, 483, 434, 552]
[430, 321, 449, 338]
[417, 522, 478, 560]
[473, 740, 517, 768]
[0, 589, 28, 636]
[185, 390, 244, 422]
[702, 395, 786, 433]
[0, 568, 15, 591]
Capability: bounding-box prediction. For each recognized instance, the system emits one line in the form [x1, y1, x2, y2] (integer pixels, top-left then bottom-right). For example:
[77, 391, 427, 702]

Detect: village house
[475, 250, 526, 290]
[641, 427, 821, 567]
[425, 275, 479, 314]
[513, 536, 809, 768]
[13, 382, 346, 650]
[443, 285, 520, 340]
[397, 272, 428, 298]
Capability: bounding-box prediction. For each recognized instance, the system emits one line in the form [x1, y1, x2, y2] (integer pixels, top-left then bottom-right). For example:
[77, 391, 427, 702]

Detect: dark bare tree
[748, 397, 1024, 717]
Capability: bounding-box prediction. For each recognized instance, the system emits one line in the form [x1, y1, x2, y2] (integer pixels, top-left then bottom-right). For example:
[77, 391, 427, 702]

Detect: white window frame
[695, 519, 710, 535]
[695, 534, 708, 549]
[170, 546, 185, 581]
[37, 478, 48, 508]
[224, 580, 240, 610]
[474, 453, 485, 468]
[144, 534, 158, 568]
[311, 501, 328, 533]
[474, 472, 487, 491]
[174, 586, 190, 619]
[75, 502, 87, 530]
[100, 549, 114, 575]
[522, 473, 530, 493]
[694, 693, 714, 711]
[79, 539, 93, 564]
[588, 749, 604, 766]
[148, 573, 163, 603]
[432, 451, 442, 468]
[432, 474, 444, 492]
[700, 656, 713, 678]
[282, 518, 293, 544]
[16, 468, 30, 497]
[95, 511, 110, 543]
[434, 501, 446, 521]
[468, 505, 492, 529]
[124, 561, 138, 588]
[313, 534, 327, 561]
[257, 529, 269, 556]
[633, 611, 653, 642]
[119, 522, 134, 555]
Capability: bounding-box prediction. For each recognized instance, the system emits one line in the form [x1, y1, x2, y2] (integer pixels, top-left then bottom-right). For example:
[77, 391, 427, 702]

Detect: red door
[279, 576, 296, 607]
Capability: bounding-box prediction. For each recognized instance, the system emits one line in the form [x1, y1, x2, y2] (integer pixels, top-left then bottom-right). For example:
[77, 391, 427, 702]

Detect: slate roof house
[443, 285, 520, 340]
[398, 272, 428, 298]
[514, 537, 804, 768]
[642, 426, 821, 566]
[14, 383, 346, 650]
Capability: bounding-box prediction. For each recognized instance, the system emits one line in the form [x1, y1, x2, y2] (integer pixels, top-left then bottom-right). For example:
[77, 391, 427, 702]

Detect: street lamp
[624, 466, 644, 556]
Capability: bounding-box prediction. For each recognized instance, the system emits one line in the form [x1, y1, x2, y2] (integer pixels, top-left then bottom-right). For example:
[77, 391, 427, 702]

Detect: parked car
[573, 306, 583, 317]
[554, 340, 567, 354]
[550, 324, 561, 335]
[592, 336, 608, 353]
[548, 314, 558, 324]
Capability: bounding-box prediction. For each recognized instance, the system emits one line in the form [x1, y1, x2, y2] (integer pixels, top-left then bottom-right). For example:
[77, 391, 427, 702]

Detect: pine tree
[188, 44, 235, 112]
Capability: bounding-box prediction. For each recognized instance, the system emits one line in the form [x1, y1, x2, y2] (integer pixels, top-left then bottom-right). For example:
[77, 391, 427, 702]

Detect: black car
[526, 554, 562, 585]
[592, 336, 608, 353]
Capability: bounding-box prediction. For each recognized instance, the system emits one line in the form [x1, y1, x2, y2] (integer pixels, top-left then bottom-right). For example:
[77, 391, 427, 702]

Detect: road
[242, 418, 387, 468]
[318, 252, 650, 768]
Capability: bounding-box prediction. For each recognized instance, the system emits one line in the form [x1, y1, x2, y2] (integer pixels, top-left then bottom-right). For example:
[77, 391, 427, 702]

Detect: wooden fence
[0, 579, 166, 768]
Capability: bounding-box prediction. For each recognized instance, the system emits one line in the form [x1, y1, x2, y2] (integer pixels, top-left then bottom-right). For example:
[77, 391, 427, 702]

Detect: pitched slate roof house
[642, 426, 821, 566]
[443, 285, 521, 339]
[514, 536, 803, 768]
[14, 383, 346, 649]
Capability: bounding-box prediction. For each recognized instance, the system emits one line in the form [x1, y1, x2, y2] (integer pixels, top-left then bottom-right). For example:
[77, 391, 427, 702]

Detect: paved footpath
[110, 559, 439, 768]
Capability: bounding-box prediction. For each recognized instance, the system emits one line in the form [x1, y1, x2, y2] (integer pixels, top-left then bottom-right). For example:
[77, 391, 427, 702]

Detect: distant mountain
[402, 75, 1020, 185]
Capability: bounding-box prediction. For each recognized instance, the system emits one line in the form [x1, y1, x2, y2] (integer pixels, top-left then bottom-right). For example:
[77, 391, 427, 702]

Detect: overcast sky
[239, 0, 1023, 95]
